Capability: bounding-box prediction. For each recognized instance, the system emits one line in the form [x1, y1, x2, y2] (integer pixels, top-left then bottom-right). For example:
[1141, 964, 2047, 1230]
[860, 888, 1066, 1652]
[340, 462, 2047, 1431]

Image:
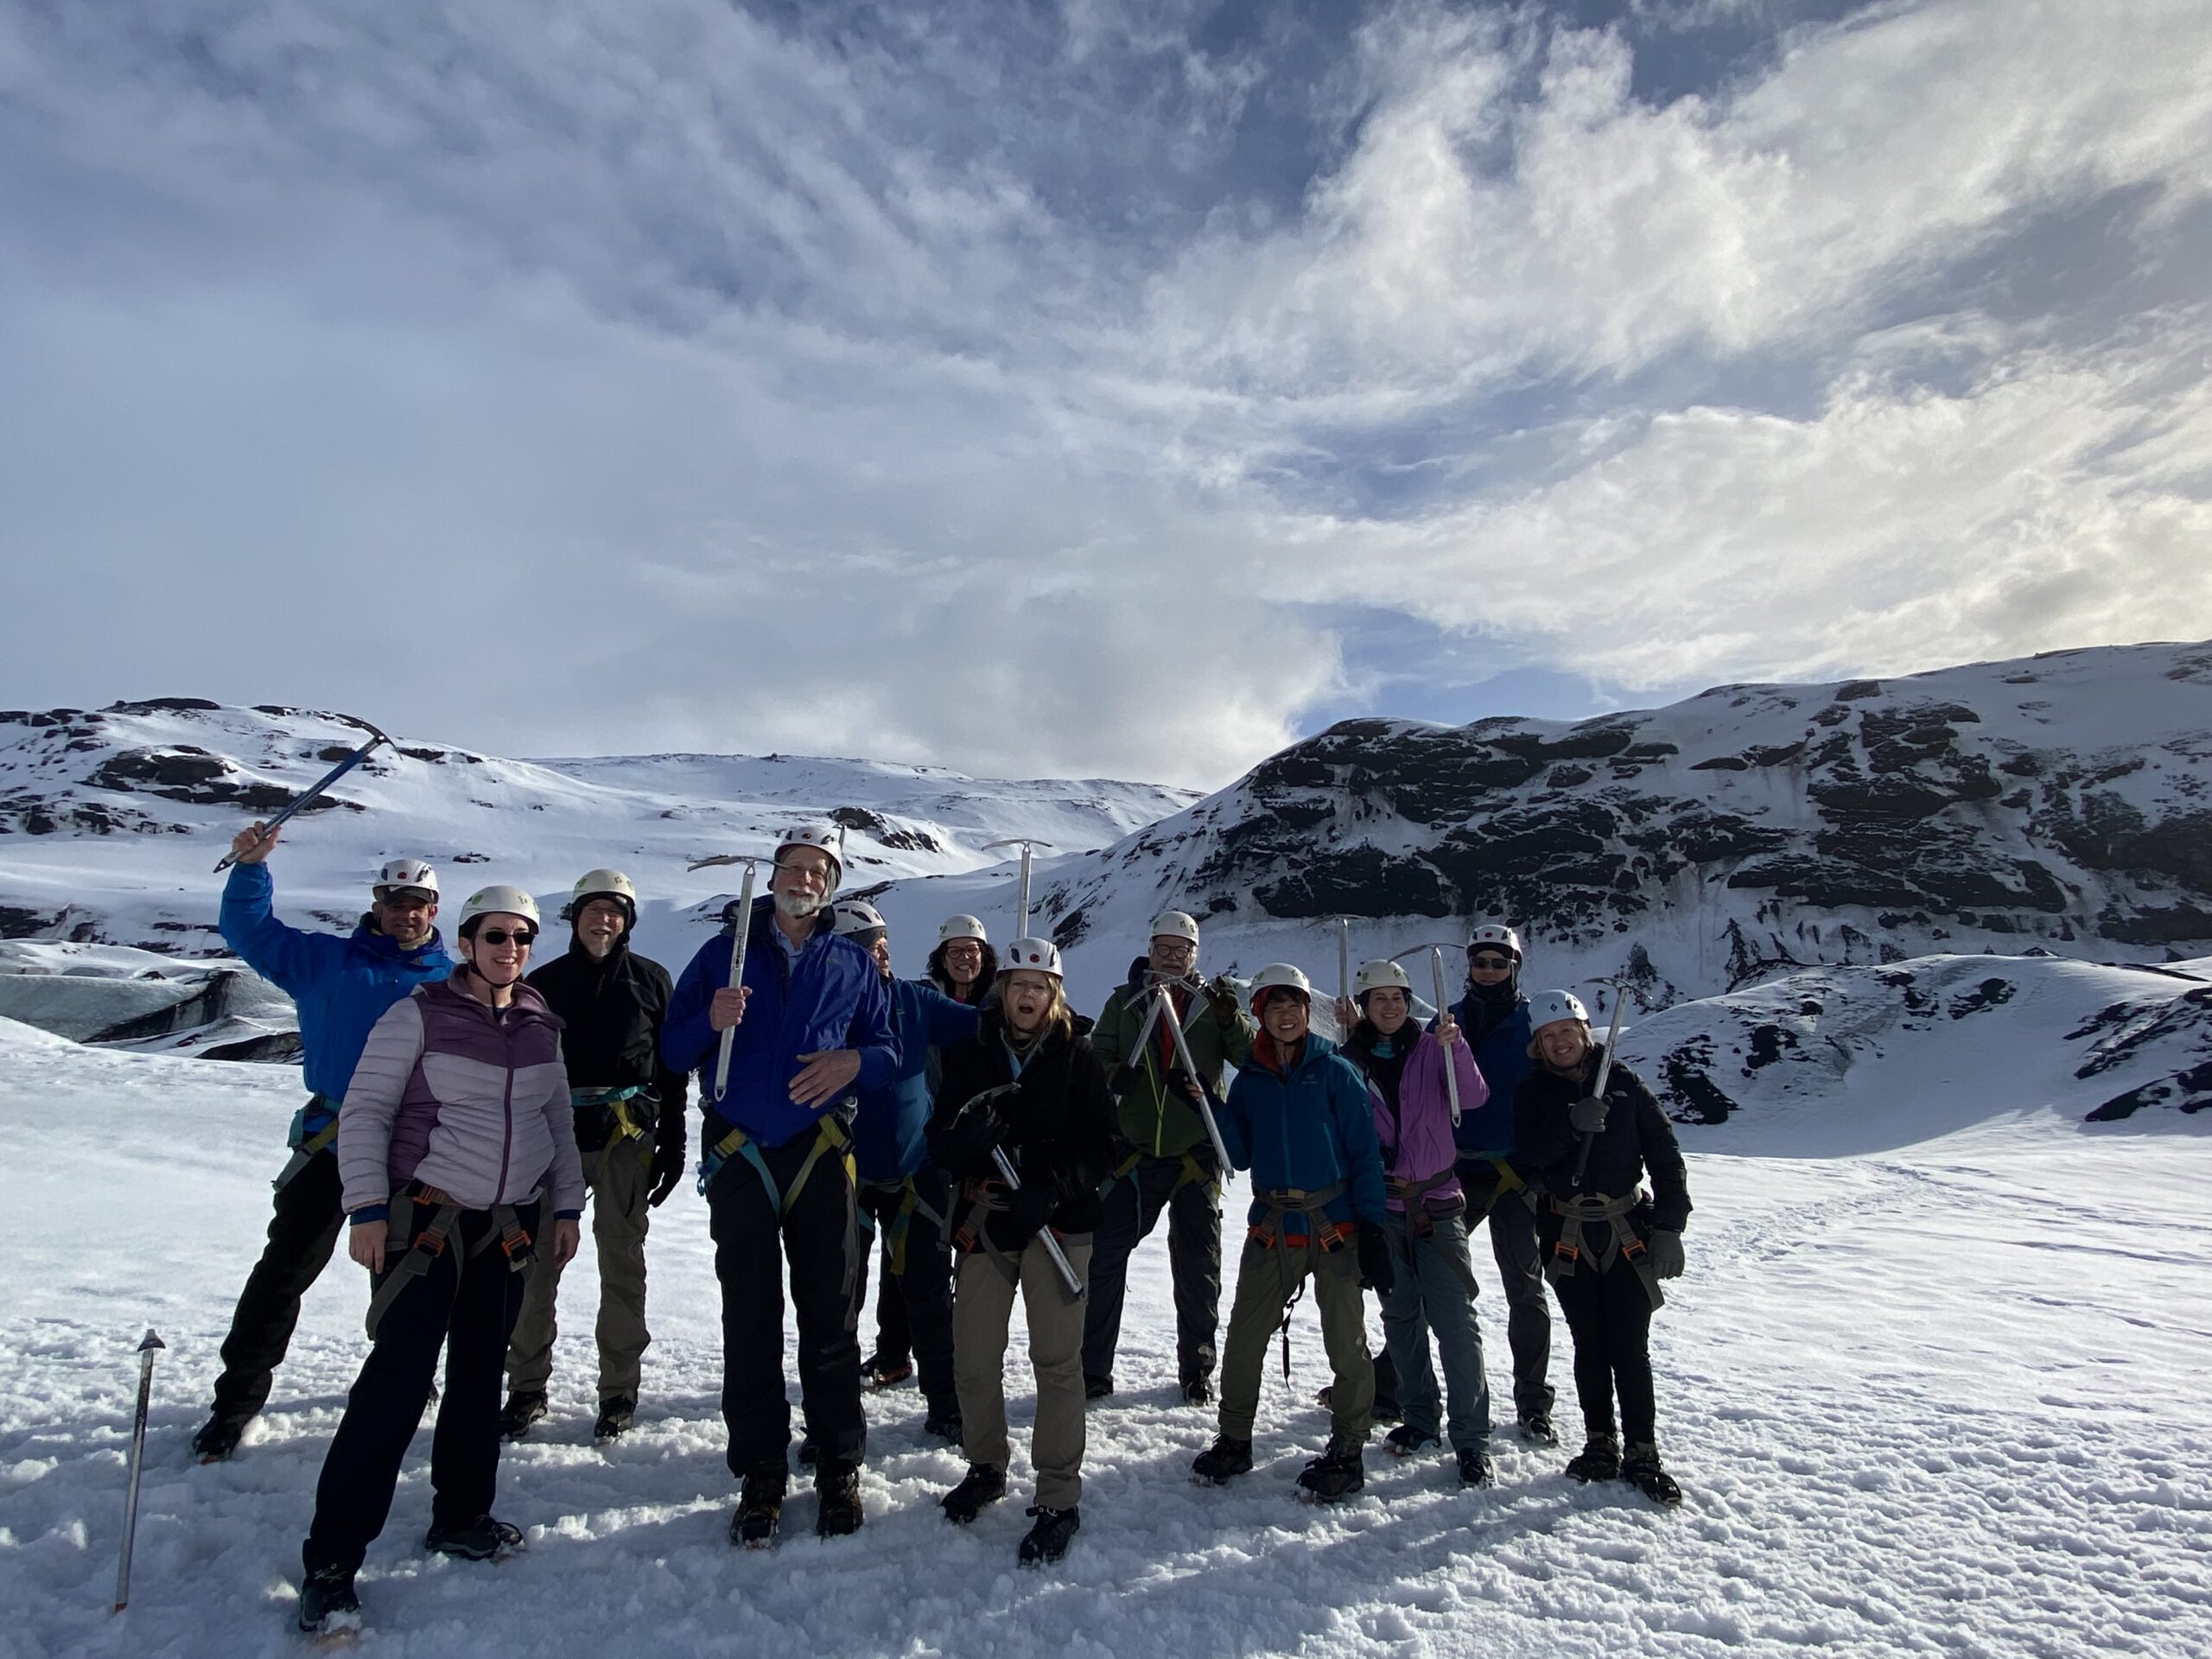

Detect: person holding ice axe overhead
[661, 823, 898, 1548]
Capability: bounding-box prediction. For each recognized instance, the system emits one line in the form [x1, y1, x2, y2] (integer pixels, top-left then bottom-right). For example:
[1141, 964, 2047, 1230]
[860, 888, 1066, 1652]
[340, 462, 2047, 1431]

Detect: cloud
[0, 1, 2204, 790]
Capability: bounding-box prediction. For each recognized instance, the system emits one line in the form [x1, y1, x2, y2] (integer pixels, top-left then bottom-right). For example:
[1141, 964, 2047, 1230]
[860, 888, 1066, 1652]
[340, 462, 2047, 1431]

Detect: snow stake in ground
[113, 1328, 165, 1614]
[211, 725, 390, 873]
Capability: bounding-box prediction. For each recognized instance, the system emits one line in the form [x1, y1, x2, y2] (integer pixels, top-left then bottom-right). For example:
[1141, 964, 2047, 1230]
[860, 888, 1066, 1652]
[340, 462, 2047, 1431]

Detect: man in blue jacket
[663, 825, 898, 1547]
[191, 825, 453, 1462]
[1446, 922, 1557, 1445]
[832, 900, 977, 1440]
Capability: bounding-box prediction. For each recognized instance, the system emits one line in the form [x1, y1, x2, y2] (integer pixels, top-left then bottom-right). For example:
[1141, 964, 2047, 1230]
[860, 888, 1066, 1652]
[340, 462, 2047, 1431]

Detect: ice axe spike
[113, 1328, 165, 1614]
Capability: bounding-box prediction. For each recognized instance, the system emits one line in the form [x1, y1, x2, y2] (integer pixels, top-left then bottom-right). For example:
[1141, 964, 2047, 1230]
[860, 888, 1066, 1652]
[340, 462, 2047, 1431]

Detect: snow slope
[3, 957, 2209, 1658]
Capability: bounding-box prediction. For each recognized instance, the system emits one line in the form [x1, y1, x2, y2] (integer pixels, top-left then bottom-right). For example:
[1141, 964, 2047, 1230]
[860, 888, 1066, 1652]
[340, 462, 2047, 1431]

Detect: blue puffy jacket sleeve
[1329, 1058, 1389, 1224]
[845, 965, 899, 1092]
[660, 934, 725, 1078]
[219, 863, 342, 995]
[918, 983, 982, 1052]
[1217, 1070, 1255, 1172]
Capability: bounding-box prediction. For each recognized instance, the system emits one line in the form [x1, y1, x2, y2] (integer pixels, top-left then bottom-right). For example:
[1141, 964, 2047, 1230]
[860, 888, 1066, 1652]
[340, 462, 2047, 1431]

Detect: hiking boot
[1296, 1436, 1365, 1503]
[939, 1463, 1007, 1524]
[424, 1515, 524, 1560]
[1623, 1442, 1681, 1507]
[1180, 1376, 1214, 1407]
[797, 1433, 818, 1468]
[498, 1390, 547, 1441]
[922, 1409, 964, 1446]
[1564, 1433, 1623, 1484]
[1384, 1424, 1441, 1458]
[1084, 1374, 1113, 1402]
[191, 1414, 246, 1464]
[1191, 1435, 1255, 1484]
[731, 1468, 785, 1548]
[1018, 1504, 1080, 1566]
[861, 1352, 915, 1391]
[1457, 1446, 1497, 1489]
[815, 1463, 864, 1537]
[1516, 1408, 1559, 1446]
[592, 1395, 636, 1442]
[296, 1566, 360, 1635]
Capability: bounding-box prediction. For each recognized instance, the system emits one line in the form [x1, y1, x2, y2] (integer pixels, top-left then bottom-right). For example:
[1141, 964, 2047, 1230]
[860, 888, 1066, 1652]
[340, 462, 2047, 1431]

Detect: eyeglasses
[1469, 955, 1512, 971]
[943, 943, 983, 957]
[476, 927, 537, 947]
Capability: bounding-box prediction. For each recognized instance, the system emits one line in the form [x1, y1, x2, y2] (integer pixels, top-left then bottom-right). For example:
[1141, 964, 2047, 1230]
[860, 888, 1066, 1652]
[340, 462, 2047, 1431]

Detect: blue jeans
[1379, 1208, 1491, 1454]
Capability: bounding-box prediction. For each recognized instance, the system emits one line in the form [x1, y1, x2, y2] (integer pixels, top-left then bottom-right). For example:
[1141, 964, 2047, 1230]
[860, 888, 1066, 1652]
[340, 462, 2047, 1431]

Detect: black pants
[1549, 1251, 1656, 1448]
[211, 1147, 345, 1426]
[1463, 1166, 1557, 1420]
[1080, 1153, 1221, 1389]
[302, 1199, 537, 1576]
[708, 1135, 865, 1478]
[853, 1173, 957, 1415]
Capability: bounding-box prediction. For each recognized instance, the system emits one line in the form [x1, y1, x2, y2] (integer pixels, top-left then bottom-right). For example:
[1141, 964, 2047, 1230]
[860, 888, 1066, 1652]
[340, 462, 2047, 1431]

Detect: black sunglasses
[476, 927, 537, 947]
[1469, 954, 1512, 969]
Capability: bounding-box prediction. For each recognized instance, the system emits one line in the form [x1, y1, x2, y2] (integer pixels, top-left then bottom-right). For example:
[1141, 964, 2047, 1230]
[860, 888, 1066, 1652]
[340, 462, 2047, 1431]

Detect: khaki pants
[1218, 1234, 1372, 1443]
[505, 1139, 652, 1401]
[953, 1235, 1093, 1510]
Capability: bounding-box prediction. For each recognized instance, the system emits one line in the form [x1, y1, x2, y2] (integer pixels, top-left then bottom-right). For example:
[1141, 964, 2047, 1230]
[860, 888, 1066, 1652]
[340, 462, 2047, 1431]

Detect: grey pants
[1379, 1209, 1491, 1453]
[505, 1141, 652, 1400]
[1217, 1235, 1372, 1444]
[1474, 1181, 1557, 1419]
[953, 1236, 1094, 1511]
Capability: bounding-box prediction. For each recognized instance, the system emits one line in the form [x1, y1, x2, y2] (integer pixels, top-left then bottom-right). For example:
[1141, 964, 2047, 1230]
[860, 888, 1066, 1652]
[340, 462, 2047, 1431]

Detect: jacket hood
[353, 916, 448, 964]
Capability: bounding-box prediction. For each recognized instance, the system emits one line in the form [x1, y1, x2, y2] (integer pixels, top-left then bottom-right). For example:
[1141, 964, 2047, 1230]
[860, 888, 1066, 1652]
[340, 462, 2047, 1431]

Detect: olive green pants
[953, 1236, 1094, 1510]
[1217, 1234, 1373, 1443]
[505, 1141, 652, 1401]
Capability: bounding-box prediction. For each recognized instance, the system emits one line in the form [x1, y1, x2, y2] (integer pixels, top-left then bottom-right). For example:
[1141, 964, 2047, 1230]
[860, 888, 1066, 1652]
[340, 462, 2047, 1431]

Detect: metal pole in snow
[113, 1329, 165, 1614]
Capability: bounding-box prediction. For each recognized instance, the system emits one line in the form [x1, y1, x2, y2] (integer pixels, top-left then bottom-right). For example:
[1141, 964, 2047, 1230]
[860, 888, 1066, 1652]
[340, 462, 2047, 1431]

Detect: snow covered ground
[3, 1006, 2209, 1658]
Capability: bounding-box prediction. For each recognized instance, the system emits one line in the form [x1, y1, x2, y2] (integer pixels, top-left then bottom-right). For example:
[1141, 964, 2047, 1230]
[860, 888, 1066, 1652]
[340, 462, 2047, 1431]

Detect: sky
[2, 0, 2207, 789]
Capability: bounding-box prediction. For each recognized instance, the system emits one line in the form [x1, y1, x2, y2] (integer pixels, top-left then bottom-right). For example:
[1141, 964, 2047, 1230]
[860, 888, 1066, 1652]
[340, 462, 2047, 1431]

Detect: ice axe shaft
[212, 728, 389, 872]
[113, 1328, 165, 1614]
[1337, 919, 1351, 1005]
[989, 1145, 1084, 1300]
[1154, 984, 1234, 1177]
[1569, 979, 1634, 1186]
[1430, 948, 1462, 1128]
[982, 839, 1053, 940]
[707, 861, 760, 1103]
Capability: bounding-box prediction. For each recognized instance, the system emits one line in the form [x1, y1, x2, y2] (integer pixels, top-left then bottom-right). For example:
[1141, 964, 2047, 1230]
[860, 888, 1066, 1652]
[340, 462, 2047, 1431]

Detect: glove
[1356, 1223, 1395, 1295]
[1007, 1182, 1056, 1240]
[1205, 976, 1243, 1023]
[1648, 1230, 1686, 1281]
[1568, 1094, 1609, 1135]
[648, 1137, 685, 1208]
[1109, 1062, 1141, 1095]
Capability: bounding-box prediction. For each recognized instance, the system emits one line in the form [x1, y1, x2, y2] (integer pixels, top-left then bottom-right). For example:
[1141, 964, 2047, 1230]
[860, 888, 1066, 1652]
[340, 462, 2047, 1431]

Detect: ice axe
[1122, 981, 1235, 1177]
[1429, 948, 1463, 1128]
[1568, 976, 1644, 1186]
[686, 853, 763, 1104]
[213, 725, 390, 872]
[113, 1328, 165, 1614]
[982, 838, 1053, 939]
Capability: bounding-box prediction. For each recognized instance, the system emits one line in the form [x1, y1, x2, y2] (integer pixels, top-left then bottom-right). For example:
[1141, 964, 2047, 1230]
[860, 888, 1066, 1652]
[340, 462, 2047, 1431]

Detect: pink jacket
[1357, 1031, 1489, 1215]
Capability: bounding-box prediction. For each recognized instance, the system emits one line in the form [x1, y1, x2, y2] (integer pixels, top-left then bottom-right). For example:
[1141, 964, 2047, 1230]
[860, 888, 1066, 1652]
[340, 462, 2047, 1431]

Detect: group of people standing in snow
[189, 817, 1692, 1637]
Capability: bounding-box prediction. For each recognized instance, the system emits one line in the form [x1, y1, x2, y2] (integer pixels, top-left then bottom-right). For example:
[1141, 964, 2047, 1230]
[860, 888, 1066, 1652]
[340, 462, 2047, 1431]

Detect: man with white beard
[661, 825, 898, 1547]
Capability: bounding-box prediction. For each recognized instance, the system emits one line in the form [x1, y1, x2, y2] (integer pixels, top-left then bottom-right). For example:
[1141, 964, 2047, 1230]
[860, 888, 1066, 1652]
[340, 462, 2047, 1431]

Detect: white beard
[774, 891, 825, 920]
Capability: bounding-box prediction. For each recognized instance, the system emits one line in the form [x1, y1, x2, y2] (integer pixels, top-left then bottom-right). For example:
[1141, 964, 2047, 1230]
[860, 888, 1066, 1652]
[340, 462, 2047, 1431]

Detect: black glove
[1648, 1230, 1686, 1281]
[1007, 1182, 1056, 1240]
[1205, 976, 1243, 1023]
[1109, 1062, 1141, 1095]
[648, 1137, 685, 1208]
[1568, 1094, 1609, 1135]
[1356, 1223, 1395, 1295]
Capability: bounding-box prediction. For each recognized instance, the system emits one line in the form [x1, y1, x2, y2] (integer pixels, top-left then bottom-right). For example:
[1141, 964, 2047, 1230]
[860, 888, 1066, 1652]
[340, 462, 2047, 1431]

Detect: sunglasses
[1469, 955, 1513, 970]
[475, 927, 537, 947]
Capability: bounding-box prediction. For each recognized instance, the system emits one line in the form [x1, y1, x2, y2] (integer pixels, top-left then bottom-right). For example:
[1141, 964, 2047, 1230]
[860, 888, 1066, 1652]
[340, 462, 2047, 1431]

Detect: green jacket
[1092, 967, 1255, 1160]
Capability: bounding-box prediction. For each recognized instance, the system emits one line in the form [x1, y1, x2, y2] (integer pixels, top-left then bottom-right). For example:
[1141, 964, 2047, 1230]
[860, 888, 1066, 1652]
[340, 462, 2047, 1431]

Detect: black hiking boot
[731, 1468, 785, 1548]
[497, 1390, 547, 1441]
[815, 1463, 864, 1537]
[1180, 1376, 1214, 1407]
[922, 1409, 964, 1446]
[797, 1433, 818, 1468]
[593, 1395, 636, 1442]
[424, 1515, 524, 1560]
[192, 1414, 247, 1464]
[1191, 1435, 1255, 1484]
[1623, 1442, 1681, 1507]
[939, 1463, 1007, 1524]
[861, 1352, 915, 1390]
[1564, 1433, 1622, 1483]
[1084, 1374, 1113, 1402]
[1296, 1435, 1366, 1503]
[1018, 1504, 1080, 1566]
[297, 1566, 360, 1635]
[1457, 1446, 1497, 1489]
[1384, 1424, 1441, 1458]
[1516, 1408, 1559, 1446]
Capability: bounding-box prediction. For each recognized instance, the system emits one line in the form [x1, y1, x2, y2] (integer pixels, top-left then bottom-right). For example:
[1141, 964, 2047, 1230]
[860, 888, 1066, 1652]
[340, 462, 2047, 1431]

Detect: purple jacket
[1357, 1031, 1490, 1214]
[337, 977, 585, 1222]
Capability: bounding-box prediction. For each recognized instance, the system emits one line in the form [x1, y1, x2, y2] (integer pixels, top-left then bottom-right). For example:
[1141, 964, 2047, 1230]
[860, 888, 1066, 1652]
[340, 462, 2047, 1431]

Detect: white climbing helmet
[1467, 923, 1523, 960]
[460, 885, 542, 931]
[1249, 963, 1313, 1013]
[373, 857, 438, 899]
[939, 913, 988, 944]
[831, 899, 887, 939]
[1354, 958, 1411, 999]
[568, 868, 637, 921]
[1526, 988, 1589, 1032]
[1151, 911, 1200, 947]
[774, 822, 844, 893]
[1001, 937, 1063, 978]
